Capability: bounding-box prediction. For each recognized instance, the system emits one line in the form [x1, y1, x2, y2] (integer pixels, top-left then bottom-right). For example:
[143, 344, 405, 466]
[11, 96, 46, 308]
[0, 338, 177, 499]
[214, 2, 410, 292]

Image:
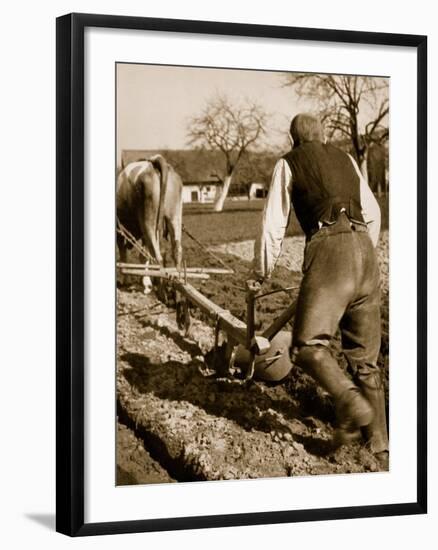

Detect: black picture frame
[56, 12, 427, 537]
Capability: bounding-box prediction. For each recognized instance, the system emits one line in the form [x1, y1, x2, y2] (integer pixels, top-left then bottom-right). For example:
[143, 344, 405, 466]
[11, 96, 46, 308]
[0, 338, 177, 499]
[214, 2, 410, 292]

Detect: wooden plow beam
[119, 268, 210, 280]
[172, 279, 248, 347]
[117, 262, 234, 275]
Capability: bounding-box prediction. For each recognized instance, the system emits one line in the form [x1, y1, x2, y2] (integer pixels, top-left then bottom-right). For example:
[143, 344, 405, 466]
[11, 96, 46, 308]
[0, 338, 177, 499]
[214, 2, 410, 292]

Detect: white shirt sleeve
[348, 154, 381, 247]
[253, 159, 292, 280]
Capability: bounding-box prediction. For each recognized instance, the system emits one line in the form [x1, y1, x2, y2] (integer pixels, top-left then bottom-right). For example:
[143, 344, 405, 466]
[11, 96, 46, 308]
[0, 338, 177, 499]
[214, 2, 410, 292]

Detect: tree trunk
[358, 149, 369, 183]
[376, 178, 382, 196]
[213, 174, 233, 212]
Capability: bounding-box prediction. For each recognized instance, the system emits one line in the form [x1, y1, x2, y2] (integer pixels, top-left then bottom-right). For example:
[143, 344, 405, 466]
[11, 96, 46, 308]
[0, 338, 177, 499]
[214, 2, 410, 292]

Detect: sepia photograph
[115, 62, 390, 485]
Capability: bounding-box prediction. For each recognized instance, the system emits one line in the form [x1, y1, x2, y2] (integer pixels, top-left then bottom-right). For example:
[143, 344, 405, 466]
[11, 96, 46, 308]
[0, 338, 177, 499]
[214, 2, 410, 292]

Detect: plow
[174, 277, 297, 383]
[117, 219, 298, 383]
[117, 260, 298, 383]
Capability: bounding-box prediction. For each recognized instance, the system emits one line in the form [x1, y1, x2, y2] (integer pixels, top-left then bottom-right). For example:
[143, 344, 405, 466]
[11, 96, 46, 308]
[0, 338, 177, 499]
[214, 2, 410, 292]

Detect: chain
[116, 219, 154, 262]
[182, 224, 232, 272]
[117, 219, 235, 276]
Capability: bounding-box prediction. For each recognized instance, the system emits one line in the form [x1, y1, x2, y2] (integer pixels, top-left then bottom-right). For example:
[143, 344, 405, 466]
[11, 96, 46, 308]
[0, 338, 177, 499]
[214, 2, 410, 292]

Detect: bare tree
[284, 74, 389, 179]
[187, 94, 268, 211]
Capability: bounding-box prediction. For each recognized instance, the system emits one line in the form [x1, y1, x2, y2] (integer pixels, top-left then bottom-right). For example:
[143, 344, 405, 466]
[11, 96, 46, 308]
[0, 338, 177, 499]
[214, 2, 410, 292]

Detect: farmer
[251, 113, 388, 465]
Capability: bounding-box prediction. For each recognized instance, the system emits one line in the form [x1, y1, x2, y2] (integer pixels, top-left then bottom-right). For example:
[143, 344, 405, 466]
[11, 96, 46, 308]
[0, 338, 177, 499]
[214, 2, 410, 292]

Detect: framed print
[56, 13, 427, 536]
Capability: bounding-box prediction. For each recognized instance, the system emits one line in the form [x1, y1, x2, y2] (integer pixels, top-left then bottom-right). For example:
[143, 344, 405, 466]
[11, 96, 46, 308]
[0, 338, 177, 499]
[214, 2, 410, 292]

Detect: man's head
[289, 113, 324, 147]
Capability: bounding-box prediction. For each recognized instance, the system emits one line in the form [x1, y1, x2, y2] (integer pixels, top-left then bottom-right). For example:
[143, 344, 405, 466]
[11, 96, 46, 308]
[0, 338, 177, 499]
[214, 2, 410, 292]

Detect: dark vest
[283, 142, 364, 236]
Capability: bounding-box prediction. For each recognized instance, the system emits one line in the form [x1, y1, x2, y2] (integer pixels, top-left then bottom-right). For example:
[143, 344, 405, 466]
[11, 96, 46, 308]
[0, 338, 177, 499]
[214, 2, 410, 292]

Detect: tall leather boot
[355, 371, 389, 465]
[296, 345, 374, 444]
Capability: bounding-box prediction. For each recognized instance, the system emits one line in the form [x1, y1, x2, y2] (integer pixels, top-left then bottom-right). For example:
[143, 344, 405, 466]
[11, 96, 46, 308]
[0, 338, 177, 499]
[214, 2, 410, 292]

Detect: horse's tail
[148, 155, 169, 242]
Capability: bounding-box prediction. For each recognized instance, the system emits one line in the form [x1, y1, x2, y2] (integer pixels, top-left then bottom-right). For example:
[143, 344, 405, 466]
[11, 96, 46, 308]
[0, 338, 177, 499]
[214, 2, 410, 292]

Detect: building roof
[121, 149, 226, 184]
[121, 148, 280, 186]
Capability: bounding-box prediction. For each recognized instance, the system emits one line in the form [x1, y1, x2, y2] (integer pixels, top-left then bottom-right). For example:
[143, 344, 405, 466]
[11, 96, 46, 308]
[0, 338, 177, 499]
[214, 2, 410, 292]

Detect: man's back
[283, 142, 364, 236]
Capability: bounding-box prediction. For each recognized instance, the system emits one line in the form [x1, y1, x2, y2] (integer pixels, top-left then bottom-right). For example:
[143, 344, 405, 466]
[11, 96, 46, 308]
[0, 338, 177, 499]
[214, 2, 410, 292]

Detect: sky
[116, 63, 306, 160]
[116, 64, 389, 164]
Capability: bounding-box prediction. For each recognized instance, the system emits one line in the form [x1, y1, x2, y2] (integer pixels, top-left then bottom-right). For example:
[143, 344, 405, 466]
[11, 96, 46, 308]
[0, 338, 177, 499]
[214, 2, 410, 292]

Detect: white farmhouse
[248, 182, 268, 199]
[182, 181, 222, 204]
[121, 149, 274, 204]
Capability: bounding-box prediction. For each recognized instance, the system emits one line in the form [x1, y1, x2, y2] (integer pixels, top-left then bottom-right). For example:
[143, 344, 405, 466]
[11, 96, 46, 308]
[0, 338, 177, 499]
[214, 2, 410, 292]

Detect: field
[182, 196, 389, 243]
[117, 197, 389, 483]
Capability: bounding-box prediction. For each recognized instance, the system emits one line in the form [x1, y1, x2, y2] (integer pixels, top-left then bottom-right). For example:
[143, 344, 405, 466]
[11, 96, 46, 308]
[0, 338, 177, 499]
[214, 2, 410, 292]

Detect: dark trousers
[293, 213, 381, 379]
[292, 213, 388, 452]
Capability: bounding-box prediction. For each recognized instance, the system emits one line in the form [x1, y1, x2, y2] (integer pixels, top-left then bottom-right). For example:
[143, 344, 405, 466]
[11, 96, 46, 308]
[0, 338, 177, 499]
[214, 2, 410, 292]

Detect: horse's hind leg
[140, 222, 164, 295]
[164, 212, 183, 311]
[166, 211, 183, 271]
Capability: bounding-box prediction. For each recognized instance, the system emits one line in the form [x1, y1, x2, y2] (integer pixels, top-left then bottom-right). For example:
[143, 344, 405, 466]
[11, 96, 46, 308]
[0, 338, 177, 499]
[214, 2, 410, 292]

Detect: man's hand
[246, 278, 263, 294]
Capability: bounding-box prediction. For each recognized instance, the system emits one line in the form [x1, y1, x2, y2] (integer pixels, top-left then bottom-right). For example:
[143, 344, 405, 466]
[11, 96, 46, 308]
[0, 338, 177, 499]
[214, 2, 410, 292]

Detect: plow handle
[245, 280, 261, 350]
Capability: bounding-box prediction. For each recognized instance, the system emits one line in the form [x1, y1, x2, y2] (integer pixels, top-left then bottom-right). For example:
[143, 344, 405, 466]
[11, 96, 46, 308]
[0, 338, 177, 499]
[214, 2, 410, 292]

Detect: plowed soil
[116, 212, 389, 484]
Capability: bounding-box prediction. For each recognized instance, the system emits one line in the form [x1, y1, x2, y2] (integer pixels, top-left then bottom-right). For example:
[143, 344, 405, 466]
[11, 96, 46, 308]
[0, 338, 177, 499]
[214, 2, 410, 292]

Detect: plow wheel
[233, 331, 293, 382]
